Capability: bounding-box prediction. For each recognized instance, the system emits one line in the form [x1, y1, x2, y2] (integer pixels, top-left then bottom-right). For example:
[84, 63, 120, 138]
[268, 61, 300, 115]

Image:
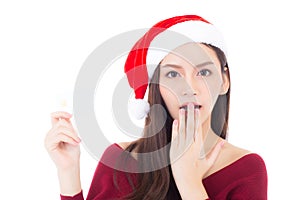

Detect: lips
[179, 103, 201, 111]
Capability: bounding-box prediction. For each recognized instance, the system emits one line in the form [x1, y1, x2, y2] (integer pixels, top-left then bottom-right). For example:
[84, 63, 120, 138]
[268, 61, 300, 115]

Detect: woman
[45, 15, 268, 199]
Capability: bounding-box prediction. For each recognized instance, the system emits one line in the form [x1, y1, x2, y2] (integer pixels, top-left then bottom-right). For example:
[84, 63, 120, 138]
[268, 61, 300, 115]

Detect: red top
[61, 143, 268, 200]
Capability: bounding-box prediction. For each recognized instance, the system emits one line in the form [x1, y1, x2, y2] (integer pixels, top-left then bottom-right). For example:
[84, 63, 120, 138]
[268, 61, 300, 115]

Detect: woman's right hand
[45, 111, 81, 171]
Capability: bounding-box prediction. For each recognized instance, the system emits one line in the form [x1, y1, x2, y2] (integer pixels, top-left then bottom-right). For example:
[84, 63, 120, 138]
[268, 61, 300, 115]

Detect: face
[159, 43, 229, 123]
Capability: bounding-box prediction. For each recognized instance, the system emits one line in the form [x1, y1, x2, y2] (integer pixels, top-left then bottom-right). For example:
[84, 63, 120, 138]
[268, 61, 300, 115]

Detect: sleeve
[229, 154, 268, 200]
[60, 191, 84, 200]
[60, 144, 136, 200]
[85, 145, 137, 200]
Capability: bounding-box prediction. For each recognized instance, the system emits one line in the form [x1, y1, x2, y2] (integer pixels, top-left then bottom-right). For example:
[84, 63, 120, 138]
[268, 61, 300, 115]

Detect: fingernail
[221, 141, 226, 147]
[180, 108, 185, 115]
[173, 120, 178, 126]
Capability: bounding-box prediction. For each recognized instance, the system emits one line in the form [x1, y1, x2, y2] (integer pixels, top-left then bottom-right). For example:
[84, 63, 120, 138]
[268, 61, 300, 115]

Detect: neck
[198, 115, 223, 156]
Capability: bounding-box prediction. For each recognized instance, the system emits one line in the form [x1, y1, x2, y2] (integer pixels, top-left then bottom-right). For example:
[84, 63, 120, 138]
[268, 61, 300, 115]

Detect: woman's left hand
[170, 103, 225, 199]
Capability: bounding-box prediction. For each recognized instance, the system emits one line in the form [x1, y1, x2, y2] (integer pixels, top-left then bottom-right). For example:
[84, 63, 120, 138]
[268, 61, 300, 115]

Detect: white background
[1, 0, 299, 199]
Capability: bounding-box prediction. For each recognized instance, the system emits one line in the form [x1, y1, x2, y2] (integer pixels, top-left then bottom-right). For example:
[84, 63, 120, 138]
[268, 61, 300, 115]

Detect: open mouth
[179, 105, 201, 111]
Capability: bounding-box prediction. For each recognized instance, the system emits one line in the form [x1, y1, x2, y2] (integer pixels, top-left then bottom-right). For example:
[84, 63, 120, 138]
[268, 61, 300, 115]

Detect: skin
[45, 112, 81, 195]
[159, 43, 228, 133]
[159, 43, 228, 156]
[159, 43, 249, 199]
[44, 43, 250, 198]
[160, 43, 228, 199]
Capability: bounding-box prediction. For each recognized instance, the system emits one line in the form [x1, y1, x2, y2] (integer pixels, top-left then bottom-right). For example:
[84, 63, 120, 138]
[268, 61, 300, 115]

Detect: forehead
[160, 43, 220, 68]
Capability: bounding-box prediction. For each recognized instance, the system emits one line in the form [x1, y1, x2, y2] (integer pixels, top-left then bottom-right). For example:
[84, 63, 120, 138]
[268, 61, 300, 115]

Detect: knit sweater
[61, 143, 268, 200]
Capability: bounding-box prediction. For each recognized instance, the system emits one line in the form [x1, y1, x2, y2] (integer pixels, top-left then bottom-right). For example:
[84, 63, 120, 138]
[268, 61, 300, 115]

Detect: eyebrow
[161, 61, 214, 69]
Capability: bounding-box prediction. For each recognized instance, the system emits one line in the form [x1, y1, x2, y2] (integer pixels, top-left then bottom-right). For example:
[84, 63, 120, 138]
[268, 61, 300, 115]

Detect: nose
[182, 89, 197, 96]
[182, 79, 198, 96]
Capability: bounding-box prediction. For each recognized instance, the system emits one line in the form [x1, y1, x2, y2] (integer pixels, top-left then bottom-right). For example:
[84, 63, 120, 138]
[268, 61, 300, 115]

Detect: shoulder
[221, 143, 268, 198]
[225, 142, 265, 166]
[229, 142, 265, 164]
[87, 143, 138, 199]
[99, 143, 125, 168]
[99, 142, 138, 172]
[101, 141, 133, 159]
[221, 142, 267, 177]
[223, 141, 251, 159]
[101, 141, 135, 162]
[117, 141, 132, 150]
[205, 141, 267, 178]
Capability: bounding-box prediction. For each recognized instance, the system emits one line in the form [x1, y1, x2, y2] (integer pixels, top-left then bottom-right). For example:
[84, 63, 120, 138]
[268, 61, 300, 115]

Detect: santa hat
[124, 15, 227, 120]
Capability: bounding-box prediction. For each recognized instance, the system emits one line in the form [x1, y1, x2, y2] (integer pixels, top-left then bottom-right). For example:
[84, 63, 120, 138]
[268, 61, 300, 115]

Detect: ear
[220, 68, 230, 95]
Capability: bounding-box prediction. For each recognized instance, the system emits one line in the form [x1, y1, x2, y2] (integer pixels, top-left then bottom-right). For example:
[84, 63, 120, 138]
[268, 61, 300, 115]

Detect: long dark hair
[120, 44, 230, 200]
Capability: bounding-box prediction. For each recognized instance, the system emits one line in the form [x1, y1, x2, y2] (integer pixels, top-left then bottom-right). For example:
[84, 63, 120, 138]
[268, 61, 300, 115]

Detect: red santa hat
[124, 15, 227, 119]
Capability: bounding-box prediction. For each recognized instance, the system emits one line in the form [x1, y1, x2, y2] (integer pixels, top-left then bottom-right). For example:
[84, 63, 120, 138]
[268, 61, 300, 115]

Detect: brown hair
[120, 44, 230, 200]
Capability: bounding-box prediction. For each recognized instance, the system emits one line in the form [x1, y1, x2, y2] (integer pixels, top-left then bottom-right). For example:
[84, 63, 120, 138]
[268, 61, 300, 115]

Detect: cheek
[203, 78, 222, 103]
[159, 86, 176, 105]
[159, 86, 179, 118]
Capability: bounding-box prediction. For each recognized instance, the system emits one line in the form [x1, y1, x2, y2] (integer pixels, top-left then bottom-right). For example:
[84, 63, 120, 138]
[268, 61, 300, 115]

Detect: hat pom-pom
[128, 99, 150, 120]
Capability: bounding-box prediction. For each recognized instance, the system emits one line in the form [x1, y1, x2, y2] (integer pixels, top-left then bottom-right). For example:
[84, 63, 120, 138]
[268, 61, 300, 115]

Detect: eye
[197, 69, 211, 77]
[166, 71, 181, 78]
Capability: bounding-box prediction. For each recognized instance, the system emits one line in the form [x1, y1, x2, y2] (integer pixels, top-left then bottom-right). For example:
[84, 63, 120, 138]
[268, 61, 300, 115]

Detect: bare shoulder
[117, 141, 138, 160]
[204, 141, 252, 178]
[223, 141, 252, 159]
[117, 141, 133, 150]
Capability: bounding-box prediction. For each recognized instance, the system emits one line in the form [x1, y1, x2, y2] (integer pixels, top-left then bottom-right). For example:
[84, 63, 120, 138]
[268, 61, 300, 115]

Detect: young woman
[45, 15, 268, 199]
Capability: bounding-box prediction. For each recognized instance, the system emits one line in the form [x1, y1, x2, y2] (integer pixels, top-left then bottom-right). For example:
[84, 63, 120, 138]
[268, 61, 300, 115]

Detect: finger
[45, 132, 79, 152]
[48, 123, 80, 142]
[178, 108, 185, 137]
[186, 103, 194, 143]
[171, 119, 179, 144]
[194, 108, 200, 142]
[55, 118, 74, 130]
[48, 116, 80, 144]
[54, 127, 81, 143]
[177, 108, 187, 153]
[51, 111, 72, 126]
[194, 108, 205, 158]
[207, 140, 225, 165]
[51, 111, 72, 118]
[194, 108, 204, 146]
[170, 119, 179, 163]
[54, 133, 80, 146]
[51, 114, 72, 126]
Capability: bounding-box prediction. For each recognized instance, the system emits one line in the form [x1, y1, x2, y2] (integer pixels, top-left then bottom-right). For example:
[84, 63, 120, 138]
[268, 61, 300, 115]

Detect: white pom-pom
[128, 99, 150, 120]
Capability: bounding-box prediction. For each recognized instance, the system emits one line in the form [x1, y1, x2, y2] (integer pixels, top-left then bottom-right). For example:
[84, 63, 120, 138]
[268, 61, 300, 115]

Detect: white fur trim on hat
[128, 98, 150, 120]
[146, 20, 227, 79]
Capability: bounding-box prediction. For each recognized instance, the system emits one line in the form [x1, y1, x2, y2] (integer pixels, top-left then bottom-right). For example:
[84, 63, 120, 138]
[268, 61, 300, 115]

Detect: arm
[58, 166, 82, 197]
[44, 112, 83, 199]
[45, 113, 134, 200]
[60, 144, 137, 200]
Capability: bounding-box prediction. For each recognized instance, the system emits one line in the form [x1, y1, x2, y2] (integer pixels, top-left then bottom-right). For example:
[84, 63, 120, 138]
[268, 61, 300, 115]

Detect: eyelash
[165, 69, 212, 78]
